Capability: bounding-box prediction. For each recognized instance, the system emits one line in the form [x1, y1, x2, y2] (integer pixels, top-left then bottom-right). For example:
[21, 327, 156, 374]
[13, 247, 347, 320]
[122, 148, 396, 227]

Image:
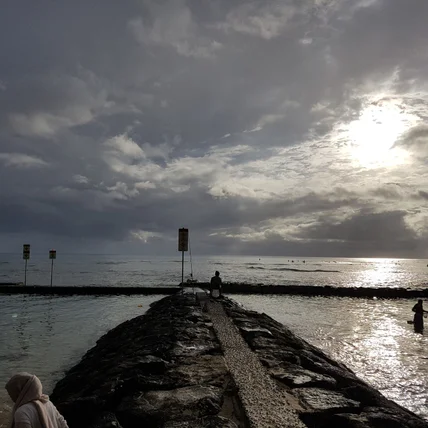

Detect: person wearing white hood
[5, 373, 68, 428]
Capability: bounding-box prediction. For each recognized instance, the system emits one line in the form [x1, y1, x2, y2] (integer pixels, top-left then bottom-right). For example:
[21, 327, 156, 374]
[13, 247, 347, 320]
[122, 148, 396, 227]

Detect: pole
[24, 259, 27, 286]
[50, 258, 54, 287]
[181, 250, 184, 286]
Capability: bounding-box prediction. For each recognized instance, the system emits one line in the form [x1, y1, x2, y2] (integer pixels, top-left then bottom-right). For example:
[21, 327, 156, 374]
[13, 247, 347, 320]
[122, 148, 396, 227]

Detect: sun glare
[347, 101, 416, 168]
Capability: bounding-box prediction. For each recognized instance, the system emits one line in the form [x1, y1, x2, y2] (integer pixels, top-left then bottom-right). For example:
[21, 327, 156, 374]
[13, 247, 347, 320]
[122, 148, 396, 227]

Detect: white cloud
[0, 153, 49, 168]
[141, 142, 173, 160]
[106, 182, 139, 200]
[216, 2, 297, 39]
[135, 181, 156, 190]
[105, 134, 146, 159]
[8, 112, 79, 137]
[72, 174, 89, 184]
[128, 5, 222, 59]
[130, 229, 164, 242]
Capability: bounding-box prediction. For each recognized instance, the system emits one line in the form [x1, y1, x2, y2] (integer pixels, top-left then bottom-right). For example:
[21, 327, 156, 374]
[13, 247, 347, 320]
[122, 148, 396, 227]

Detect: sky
[1, 0, 428, 257]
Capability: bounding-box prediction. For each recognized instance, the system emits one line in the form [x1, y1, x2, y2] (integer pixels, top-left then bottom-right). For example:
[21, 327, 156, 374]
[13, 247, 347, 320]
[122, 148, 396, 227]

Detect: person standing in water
[5, 372, 69, 428]
[210, 271, 222, 298]
[412, 300, 428, 332]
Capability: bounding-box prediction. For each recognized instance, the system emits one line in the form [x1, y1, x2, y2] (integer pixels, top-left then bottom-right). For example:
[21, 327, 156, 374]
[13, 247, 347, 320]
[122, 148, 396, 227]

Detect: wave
[271, 263, 324, 267]
[271, 268, 340, 273]
[248, 266, 340, 273]
[0, 261, 9, 264]
[95, 261, 128, 265]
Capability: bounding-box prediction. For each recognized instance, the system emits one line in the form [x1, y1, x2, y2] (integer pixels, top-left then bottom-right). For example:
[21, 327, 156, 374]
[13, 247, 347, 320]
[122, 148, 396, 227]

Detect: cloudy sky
[1, 0, 428, 257]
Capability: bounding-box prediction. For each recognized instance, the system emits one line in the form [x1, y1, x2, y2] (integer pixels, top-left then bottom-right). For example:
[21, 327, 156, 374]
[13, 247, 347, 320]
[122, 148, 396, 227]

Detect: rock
[361, 407, 428, 428]
[270, 363, 337, 388]
[237, 325, 273, 340]
[87, 412, 123, 428]
[170, 355, 228, 388]
[322, 408, 428, 428]
[256, 348, 301, 366]
[295, 387, 360, 412]
[116, 385, 223, 426]
[163, 415, 238, 427]
[342, 382, 396, 408]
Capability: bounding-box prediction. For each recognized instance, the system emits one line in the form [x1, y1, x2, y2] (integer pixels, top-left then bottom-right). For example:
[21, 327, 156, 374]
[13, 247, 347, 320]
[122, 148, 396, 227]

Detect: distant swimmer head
[215, 271, 220, 276]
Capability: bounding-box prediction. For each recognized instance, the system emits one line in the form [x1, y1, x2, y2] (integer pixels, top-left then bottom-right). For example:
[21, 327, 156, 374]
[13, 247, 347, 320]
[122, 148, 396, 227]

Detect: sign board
[178, 228, 189, 252]
[49, 250, 57, 260]
[23, 244, 30, 260]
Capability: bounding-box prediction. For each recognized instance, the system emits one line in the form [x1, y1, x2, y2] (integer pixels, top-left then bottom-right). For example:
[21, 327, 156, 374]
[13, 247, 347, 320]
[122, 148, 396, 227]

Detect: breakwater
[50, 293, 428, 427]
[2, 283, 428, 298]
[0, 285, 180, 295]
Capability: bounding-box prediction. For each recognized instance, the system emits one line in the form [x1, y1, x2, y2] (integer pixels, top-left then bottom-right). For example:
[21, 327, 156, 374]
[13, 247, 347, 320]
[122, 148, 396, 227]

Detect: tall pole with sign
[23, 244, 30, 285]
[49, 249, 56, 287]
[178, 228, 189, 286]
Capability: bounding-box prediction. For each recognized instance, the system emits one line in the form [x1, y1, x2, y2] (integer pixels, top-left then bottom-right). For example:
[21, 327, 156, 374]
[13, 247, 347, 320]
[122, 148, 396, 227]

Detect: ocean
[1, 255, 428, 425]
[1, 254, 428, 288]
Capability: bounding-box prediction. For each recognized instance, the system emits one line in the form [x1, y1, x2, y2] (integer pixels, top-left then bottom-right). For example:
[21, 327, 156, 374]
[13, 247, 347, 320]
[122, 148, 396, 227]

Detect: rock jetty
[51, 293, 428, 427]
[3, 283, 428, 298]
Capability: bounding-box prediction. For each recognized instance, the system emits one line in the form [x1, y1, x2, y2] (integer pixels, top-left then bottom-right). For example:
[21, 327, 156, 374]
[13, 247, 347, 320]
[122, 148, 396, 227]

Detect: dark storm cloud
[1, 0, 428, 257]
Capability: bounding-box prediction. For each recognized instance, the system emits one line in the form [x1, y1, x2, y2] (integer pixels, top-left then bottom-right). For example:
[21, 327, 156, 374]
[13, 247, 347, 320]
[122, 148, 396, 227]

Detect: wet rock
[325, 408, 428, 428]
[88, 412, 123, 428]
[256, 348, 302, 367]
[117, 385, 223, 426]
[295, 387, 360, 412]
[237, 325, 273, 340]
[361, 406, 428, 428]
[270, 364, 337, 388]
[163, 415, 239, 427]
[342, 383, 396, 407]
[170, 355, 228, 388]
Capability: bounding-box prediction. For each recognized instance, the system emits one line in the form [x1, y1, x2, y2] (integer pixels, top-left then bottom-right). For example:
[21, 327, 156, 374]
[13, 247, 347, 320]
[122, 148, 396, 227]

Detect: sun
[346, 100, 416, 168]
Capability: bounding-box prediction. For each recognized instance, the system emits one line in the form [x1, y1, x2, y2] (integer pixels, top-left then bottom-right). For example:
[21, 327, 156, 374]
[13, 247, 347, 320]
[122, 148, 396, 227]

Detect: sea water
[0, 295, 163, 428]
[1, 254, 428, 288]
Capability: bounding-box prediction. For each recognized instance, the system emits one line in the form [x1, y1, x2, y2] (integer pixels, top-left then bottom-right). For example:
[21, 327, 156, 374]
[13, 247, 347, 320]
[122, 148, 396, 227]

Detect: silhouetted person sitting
[412, 299, 428, 332]
[210, 271, 222, 298]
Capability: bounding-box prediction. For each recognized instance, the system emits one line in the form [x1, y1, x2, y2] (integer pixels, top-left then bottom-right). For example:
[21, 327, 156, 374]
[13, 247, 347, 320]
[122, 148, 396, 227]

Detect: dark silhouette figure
[210, 271, 222, 298]
[412, 300, 428, 333]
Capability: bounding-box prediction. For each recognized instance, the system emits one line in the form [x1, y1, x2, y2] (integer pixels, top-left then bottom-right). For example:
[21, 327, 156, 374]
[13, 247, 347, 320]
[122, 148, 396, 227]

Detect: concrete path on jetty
[207, 298, 305, 427]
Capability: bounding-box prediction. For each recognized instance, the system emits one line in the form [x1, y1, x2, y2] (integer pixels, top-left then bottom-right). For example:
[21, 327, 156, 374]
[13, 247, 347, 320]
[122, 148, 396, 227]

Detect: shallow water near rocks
[0, 293, 427, 425]
[0, 294, 164, 428]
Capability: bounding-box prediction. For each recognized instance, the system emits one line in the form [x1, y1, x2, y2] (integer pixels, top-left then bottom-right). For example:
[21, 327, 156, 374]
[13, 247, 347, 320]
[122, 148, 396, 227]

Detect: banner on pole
[178, 228, 189, 252]
[49, 249, 57, 260]
[23, 244, 30, 260]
